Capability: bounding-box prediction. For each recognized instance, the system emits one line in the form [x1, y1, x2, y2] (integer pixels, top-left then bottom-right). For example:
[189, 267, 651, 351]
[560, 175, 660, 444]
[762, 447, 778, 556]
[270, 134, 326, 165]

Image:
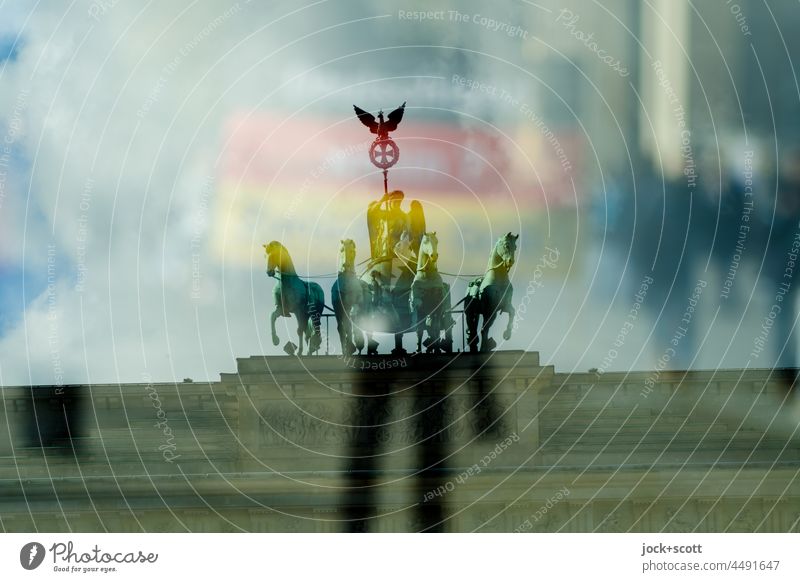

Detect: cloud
[0, 1, 285, 384]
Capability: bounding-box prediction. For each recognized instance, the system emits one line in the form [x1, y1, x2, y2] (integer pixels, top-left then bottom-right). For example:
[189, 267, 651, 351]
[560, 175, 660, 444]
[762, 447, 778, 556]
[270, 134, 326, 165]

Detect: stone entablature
[0, 352, 797, 532]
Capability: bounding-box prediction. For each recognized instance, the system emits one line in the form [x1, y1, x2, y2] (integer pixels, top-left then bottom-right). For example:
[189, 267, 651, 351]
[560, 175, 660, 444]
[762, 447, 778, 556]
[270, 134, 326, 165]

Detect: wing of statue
[353, 105, 378, 134]
[408, 199, 426, 255]
[384, 102, 406, 132]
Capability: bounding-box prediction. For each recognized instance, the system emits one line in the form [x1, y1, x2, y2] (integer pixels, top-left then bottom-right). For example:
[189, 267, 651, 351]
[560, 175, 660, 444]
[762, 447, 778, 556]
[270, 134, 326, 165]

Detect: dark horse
[331, 239, 369, 355]
[409, 232, 453, 353]
[264, 241, 325, 356]
[464, 233, 518, 352]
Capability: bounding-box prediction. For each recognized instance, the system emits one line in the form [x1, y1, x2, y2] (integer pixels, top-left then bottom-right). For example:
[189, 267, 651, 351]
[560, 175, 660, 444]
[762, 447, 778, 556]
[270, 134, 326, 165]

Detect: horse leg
[350, 325, 364, 354]
[270, 308, 281, 346]
[430, 287, 446, 353]
[336, 316, 350, 355]
[343, 319, 355, 355]
[441, 305, 454, 354]
[393, 333, 406, 356]
[334, 292, 351, 355]
[464, 293, 482, 353]
[426, 323, 437, 353]
[481, 309, 499, 352]
[439, 283, 452, 353]
[436, 305, 453, 354]
[296, 313, 306, 356]
[410, 295, 423, 354]
[334, 303, 347, 355]
[351, 307, 365, 354]
[354, 285, 369, 354]
[366, 332, 379, 355]
[429, 308, 441, 353]
[465, 308, 479, 353]
[503, 301, 515, 341]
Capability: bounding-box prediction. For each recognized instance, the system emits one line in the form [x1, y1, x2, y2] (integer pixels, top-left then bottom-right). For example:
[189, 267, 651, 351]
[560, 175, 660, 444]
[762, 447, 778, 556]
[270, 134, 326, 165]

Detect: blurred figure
[695, 151, 749, 312]
[340, 355, 504, 532]
[761, 150, 800, 369]
[587, 166, 636, 299]
[341, 362, 450, 532]
[632, 161, 702, 369]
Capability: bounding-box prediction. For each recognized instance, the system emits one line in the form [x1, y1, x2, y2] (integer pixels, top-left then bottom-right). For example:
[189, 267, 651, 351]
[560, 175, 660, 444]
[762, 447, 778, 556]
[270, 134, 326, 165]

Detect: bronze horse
[409, 232, 453, 353]
[331, 239, 369, 355]
[464, 233, 518, 352]
[264, 241, 325, 356]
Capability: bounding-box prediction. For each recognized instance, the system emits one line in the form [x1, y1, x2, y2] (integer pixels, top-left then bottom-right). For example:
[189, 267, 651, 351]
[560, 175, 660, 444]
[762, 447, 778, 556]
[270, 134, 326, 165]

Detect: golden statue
[366, 189, 426, 261]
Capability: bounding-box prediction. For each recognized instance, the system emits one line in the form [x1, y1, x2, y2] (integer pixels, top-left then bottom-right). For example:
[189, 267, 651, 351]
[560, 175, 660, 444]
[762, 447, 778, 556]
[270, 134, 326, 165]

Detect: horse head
[419, 231, 439, 269]
[338, 239, 357, 272]
[394, 232, 416, 263]
[495, 232, 519, 270]
[263, 241, 287, 277]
